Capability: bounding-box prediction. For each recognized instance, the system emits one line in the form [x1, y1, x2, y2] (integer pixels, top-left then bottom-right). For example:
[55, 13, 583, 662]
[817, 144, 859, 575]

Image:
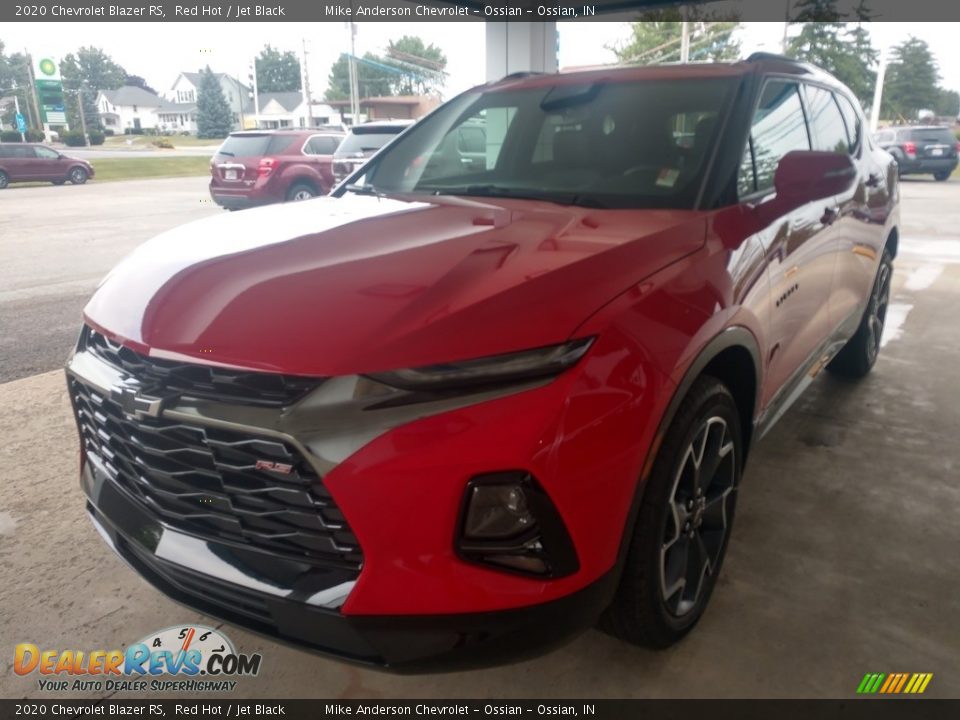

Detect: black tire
[286, 183, 316, 202]
[69, 167, 88, 185]
[934, 171, 950, 182]
[52, 180, 66, 186]
[601, 375, 743, 648]
[827, 249, 893, 379]
[0, 171, 8, 190]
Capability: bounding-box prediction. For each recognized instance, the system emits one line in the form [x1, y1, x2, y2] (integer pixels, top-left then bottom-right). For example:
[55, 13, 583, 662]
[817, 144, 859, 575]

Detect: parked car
[874, 125, 958, 180]
[68, 53, 898, 670]
[331, 119, 414, 184]
[209, 129, 345, 210]
[0, 143, 93, 189]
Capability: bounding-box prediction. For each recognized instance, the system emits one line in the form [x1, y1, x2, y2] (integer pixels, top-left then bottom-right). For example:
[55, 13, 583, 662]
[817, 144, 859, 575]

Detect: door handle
[820, 207, 838, 225]
[865, 173, 883, 188]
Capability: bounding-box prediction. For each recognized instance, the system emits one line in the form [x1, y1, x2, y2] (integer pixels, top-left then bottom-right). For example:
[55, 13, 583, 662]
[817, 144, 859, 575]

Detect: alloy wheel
[0, 173, 8, 189]
[660, 416, 737, 617]
[865, 262, 891, 363]
[71, 168, 86, 184]
[292, 189, 314, 201]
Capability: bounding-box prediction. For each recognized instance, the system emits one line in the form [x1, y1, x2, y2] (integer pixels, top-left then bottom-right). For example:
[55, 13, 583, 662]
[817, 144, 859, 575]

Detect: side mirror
[774, 150, 856, 203]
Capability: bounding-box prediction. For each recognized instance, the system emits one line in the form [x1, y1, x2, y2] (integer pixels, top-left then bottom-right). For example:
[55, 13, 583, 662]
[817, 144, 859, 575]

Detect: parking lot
[1, 176, 958, 699]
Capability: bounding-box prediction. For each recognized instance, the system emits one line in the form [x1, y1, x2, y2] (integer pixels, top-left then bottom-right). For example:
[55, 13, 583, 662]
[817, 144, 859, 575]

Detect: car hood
[85, 194, 707, 376]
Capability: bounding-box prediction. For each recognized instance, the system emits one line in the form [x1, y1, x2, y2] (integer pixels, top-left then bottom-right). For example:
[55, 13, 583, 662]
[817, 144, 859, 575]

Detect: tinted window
[336, 129, 405, 156]
[34, 146, 59, 159]
[738, 81, 810, 197]
[806, 85, 849, 154]
[907, 128, 956, 145]
[834, 93, 863, 153]
[0, 145, 10, 158]
[214, 134, 286, 158]
[368, 78, 736, 210]
[2, 145, 34, 158]
[306, 136, 340, 154]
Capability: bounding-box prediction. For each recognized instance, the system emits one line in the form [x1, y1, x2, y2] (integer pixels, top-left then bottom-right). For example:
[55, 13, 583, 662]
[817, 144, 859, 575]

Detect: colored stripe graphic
[857, 673, 933, 694]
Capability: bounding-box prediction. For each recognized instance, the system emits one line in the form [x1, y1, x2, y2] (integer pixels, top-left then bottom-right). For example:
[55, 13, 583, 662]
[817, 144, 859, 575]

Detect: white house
[255, 91, 337, 129]
[96, 86, 167, 132]
[166, 72, 255, 132]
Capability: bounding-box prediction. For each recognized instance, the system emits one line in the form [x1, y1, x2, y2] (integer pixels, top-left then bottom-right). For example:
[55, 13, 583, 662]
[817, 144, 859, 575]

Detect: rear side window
[805, 85, 850, 154]
[34, 146, 59, 159]
[1, 145, 33, 158]
[834, 93, 863, 153]
[305, 136, 340, 155]
[738, 80, 810, 197]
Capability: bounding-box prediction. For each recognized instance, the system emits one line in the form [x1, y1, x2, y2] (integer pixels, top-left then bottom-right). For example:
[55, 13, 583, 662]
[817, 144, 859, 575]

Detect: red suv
[0, 143, 93, 188]
[68, 54, 898, 670]
[209, 129, 344, 209]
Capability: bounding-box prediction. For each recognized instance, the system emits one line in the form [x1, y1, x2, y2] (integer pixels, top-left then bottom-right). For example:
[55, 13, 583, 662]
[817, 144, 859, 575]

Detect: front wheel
[0, 171, 8, 189]
[69, 167, 88, 185]
[601, 375, 742, 648]
[827, 249, 893, 379]
[934, 171, 951, 182]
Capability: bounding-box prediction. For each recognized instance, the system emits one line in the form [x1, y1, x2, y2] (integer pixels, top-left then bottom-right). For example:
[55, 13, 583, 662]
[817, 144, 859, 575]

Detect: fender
[607, 325, 762, 579]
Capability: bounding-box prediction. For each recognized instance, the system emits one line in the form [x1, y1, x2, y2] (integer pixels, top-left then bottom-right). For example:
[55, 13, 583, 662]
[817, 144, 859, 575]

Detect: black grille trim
[70, 376, 363, 571]
[82, 326, 321, 408]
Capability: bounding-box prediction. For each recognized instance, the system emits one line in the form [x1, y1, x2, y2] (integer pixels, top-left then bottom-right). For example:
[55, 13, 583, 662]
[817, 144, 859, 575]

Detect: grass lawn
[88, 156, 210, 182]
[103, 134, 220, 149]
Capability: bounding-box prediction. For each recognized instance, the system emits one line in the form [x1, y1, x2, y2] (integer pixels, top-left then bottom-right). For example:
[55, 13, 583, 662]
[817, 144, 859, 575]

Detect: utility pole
[14, 94, 25, 142]
[870, 51, 889, 133]
[24, 51, 44, 136]
[680, 21, 690, 64]
[301, 38, 313, 127]
[349, 21, 360, 123]
[234, 75, 245, 129]
[250, 60, 260, 128]
[77, 86, 88, 143]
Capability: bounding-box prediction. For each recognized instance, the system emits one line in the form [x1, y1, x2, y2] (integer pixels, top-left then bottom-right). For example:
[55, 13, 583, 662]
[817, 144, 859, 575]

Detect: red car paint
[73, 57, 900, 661]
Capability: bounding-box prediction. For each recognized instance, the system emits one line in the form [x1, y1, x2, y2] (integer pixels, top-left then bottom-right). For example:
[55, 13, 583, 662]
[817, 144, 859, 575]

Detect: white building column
[485, 22, 559, 81]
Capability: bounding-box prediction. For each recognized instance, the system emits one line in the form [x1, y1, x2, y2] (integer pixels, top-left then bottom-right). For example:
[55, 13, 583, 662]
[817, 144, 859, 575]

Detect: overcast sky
[8, 21, 960, 100]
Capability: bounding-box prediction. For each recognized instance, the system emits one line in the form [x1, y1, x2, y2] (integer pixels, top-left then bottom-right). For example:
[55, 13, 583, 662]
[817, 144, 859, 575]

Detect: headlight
[366, 338, 594, 391]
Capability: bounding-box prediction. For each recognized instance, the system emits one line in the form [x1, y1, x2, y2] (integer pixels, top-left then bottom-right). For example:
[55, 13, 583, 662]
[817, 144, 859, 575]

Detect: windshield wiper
[217, 151, 235, 157]
[421, 184, 607, 209]
[344, 183, 385, 198]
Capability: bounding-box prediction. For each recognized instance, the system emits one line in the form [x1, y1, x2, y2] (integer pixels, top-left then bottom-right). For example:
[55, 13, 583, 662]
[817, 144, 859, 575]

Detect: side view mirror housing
[774, 150, 856, 203]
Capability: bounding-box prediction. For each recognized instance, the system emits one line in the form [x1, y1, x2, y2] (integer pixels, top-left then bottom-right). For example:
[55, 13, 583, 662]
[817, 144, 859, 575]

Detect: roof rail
[745, 52, 802, 64]
[498, 71, 546, 82]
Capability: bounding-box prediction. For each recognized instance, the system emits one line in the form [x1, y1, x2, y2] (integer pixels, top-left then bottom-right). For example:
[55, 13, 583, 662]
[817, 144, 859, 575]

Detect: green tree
[196, 66, 232, 138]
[0, 46, 37, 128]
[124, 74, 157, 94]
[934, 88, 960, 118]
[883, 37, 940, 120]
[60, 47, 127, 131]
[255, 44, 301, 93]
[611, 10, 741, 65]
[383, 36, 447, 95]
[785, 2, 878, 107]
[325, 53, 394, 101]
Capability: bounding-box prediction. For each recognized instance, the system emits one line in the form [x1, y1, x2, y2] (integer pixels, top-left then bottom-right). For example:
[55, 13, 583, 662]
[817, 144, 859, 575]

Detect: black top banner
[5, 0, 960, 23]
[2, 700, 960, 720]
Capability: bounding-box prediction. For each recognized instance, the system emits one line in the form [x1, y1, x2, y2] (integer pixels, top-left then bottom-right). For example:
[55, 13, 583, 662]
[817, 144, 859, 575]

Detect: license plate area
[225, 169, 239, 180]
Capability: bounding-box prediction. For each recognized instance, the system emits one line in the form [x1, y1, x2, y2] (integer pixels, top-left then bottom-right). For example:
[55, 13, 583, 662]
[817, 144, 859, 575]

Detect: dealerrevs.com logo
[14, 625, 262, 693]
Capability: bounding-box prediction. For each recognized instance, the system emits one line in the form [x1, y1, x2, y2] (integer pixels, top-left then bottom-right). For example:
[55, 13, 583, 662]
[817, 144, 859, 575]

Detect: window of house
[738, 80, 810, 198]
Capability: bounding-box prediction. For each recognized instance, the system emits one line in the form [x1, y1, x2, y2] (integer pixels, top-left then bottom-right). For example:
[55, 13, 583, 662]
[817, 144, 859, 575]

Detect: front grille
[83, 327, 321, 408]
[70, 375, 363, 571]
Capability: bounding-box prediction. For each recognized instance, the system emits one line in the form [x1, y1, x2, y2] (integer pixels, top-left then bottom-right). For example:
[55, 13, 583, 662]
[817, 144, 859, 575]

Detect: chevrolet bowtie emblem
[110, 383, 166, 419]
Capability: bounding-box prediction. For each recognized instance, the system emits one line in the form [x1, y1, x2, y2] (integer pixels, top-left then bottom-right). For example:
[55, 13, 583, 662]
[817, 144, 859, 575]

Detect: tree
[325, 52, 394, 101]
[60, 47, 127, 131]
[785, 2, 878, 108]
[255, 45, 301, 93]
[882, 37, 940, 120]
[934, 88, 960, 118]
[0, 45, 37, 128]
[124, 74, 157, 94]
[195, 66, 232, 138]
[383, 36, 447, 96]
[611, 10, 740, 65]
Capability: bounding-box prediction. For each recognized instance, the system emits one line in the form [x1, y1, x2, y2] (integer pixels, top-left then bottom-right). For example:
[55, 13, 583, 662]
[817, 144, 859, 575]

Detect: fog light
[464, 484, 534, 539]
[457, 472, 579, 578]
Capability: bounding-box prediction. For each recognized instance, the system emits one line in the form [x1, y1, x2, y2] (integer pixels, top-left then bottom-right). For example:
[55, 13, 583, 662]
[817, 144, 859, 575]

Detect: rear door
[7, 144, 39, 180]
[738, 79, 835, 409]
[303, 135, 341, 189]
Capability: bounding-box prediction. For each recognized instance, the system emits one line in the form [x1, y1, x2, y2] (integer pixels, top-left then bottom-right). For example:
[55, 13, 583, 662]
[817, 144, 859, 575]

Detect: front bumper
[84, 460, 614, 670]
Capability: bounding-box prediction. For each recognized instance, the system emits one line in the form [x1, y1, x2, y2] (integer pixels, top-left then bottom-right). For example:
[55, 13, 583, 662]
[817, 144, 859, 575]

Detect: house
[96, 86, 167, 132]
[327, 95, 440, 124]
[256, 91, 337, 129]
[165, 71, 255, 132]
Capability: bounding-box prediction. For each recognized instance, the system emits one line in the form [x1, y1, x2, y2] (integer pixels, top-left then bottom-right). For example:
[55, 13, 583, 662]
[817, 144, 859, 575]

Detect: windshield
[336, 129, 406, 156]
[363, 77, 736, 209]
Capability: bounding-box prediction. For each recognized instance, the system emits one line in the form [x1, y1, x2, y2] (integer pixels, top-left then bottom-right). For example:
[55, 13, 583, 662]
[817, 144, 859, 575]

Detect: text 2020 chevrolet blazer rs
[67, 54, 899, 670]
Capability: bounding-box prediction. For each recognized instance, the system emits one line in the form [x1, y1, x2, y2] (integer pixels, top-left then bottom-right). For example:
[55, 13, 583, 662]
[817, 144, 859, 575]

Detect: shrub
[0, 130, 22, 142]
[24, 129, 45, 142]
[61, 130, 88, 147]
[104, 128, 115, 136]
[152, 138, 175, 149]
[88, 129, 105, 146]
